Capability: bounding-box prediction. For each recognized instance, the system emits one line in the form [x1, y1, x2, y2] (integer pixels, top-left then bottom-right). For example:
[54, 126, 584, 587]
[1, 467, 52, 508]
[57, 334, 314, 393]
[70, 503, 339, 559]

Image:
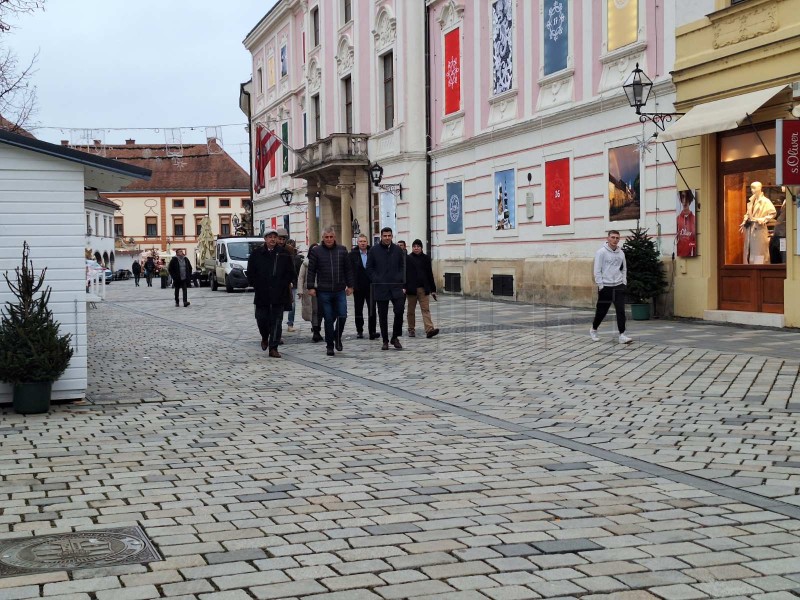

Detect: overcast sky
[8, 0, 278, 170]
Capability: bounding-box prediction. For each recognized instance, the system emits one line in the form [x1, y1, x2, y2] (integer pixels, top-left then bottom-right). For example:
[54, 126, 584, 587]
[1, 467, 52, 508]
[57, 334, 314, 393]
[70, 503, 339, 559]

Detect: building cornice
[430, 81, 675, 160]
[106, 189, 249, 196]
[243, 0, 301, 50]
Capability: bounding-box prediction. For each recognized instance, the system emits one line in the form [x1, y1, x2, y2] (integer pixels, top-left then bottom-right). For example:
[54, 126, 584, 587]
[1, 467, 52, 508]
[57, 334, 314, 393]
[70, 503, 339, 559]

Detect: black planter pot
[12, 381, 52, 414]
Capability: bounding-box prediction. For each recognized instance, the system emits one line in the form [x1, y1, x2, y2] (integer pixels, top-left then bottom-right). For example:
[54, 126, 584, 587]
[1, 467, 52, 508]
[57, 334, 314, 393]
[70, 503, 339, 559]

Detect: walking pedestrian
[298, 243, 323, 342]
[406, 239, 439, 339]
[349, 234, 377, 339]
[144, 256, 155, 287]
[168, 249, 192, 307]
[590, 230, 632, 344]
[367, 227, 406, 351]
[131, 260, 141, 287]
[247, 229, 295, 358]
[275, 227, 291, 343]
[159, 262, 169, 289]
[306, 227, 354, 357]
[285, 239, 303, 332]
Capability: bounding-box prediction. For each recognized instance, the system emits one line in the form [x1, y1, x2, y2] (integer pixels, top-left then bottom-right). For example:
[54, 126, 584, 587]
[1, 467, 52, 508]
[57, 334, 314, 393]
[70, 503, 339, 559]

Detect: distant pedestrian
[406, 239, 439, 339]
[590, 230, 632, 344]
[131, 260, 141, 287]
[285, 239, 303, 332]
[398, 240, 407, 254]
[168, 249, 192, 307]
[144, 256, 155, 287]
[349, 234, 377, 339]
[306, 227, 354, 356]
[247, 229, 295, 358]
[298, 243, 323, 342]
[159, 262, 168, 289]
[276, 227, 291, 342]
[367, 227, 406, 350]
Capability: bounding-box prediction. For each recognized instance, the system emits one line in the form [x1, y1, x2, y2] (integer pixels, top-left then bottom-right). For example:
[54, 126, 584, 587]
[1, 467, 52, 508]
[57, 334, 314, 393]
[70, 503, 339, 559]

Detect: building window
[303, 112, 307, 146]
[282, 121, 289, 173]
[173, 199, 184, 209]
[196, 216, 204, 236]
[219, 198, 230, 208]
[103, 216, 108, 238]
[257, 67, 263, 93]
[86, 213, 91, 235]
[241, 198, 249, 208]
[146, 217, 158, 238]
[173, 217, 184, 237]
[343, 0, 352, 23]
[607, 0, 637, 52]
[313, 94, 321, 141]
[114, 217, 124, 238]
[382, 52, 394, 130]
[195, 198, 206, 208]
[343, 75, 353, 133]
[371, 192, 380, 240]
[220, 215, 231, 237]
[311, 7, 320, 47]
[491, 0, 513, 95]
[95, 214, 99, 237]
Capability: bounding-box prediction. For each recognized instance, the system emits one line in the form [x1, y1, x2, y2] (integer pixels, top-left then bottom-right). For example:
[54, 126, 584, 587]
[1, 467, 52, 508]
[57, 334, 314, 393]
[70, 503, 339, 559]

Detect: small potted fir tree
[0, 242, 74, 414]
[622, 226, 668, 320]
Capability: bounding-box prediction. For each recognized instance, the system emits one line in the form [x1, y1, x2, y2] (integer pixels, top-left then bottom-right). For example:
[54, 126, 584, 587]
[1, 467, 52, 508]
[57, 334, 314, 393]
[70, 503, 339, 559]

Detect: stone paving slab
[0, 283, 799, 598]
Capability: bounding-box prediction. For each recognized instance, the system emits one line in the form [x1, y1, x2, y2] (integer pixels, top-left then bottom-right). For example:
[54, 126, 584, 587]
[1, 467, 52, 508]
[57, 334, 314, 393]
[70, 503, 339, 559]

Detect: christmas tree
[622, 226, 668, 304]
[0, 242, 73, 384]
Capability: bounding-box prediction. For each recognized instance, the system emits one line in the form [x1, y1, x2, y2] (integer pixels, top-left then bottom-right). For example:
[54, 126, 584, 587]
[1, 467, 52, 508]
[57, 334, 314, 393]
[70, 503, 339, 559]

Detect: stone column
[306, 188, 319, 245]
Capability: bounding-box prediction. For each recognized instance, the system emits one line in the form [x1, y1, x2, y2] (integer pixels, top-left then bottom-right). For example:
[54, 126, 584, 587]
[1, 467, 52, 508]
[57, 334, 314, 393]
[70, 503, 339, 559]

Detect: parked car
[113, 269, 132, 281]
[104, 268, 113, 284]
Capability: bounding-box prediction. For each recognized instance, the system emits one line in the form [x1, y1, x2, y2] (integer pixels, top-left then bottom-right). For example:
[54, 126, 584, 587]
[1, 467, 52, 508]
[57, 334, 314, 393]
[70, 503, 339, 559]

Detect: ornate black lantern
[368, 162, 384, 186]
[622, 63, 682, 131]
[280, 188, 293, 206]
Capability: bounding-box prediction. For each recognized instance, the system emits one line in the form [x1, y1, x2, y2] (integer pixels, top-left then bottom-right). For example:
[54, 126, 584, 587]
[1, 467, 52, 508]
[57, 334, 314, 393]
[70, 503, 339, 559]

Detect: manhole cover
[0, 526, 160, 578]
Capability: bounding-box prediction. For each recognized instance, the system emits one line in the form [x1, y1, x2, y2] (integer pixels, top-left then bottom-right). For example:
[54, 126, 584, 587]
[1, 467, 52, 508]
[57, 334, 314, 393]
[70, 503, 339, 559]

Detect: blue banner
[446, 181, 463, 235]
[543, 0, 568, 76]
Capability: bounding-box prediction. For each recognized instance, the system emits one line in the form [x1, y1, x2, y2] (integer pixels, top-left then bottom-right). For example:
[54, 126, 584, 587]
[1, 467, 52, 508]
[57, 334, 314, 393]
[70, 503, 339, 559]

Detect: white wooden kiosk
[0, 130, 151, 404]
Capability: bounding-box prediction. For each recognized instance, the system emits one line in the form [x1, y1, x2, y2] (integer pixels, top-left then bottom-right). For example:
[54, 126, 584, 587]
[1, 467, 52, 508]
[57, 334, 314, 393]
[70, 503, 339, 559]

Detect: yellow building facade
[668, 0, 800, 328]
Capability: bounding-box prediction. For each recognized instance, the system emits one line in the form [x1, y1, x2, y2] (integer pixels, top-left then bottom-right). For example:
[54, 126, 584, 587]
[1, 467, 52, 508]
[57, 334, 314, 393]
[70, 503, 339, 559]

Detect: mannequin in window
[739, 181, 776, 265]
[769, 193, 788, 264]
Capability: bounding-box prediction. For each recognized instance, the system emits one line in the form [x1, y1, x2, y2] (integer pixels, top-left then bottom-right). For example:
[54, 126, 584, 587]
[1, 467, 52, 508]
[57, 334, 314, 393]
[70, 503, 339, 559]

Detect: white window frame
[491, 162, 519, 239]
[538, 0, 574, 81]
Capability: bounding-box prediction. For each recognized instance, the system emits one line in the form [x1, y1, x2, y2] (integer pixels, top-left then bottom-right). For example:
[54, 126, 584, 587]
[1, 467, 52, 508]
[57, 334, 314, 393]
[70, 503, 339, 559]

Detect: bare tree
[0, 0, 44, 134]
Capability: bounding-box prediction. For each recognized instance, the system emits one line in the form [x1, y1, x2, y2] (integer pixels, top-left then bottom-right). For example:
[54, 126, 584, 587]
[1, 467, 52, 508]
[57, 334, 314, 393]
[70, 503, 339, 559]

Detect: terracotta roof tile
[83, 140, 249, 192]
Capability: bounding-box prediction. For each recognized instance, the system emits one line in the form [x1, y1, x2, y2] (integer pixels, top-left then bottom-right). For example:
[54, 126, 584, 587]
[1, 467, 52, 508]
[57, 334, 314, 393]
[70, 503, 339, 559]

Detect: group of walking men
[247, 225, 439, 358]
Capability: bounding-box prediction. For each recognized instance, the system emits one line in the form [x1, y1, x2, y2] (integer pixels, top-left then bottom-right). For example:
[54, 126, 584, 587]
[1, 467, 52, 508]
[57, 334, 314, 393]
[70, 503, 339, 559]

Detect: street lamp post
[622, 63, 683, 131]
[280, 188, 294, 206]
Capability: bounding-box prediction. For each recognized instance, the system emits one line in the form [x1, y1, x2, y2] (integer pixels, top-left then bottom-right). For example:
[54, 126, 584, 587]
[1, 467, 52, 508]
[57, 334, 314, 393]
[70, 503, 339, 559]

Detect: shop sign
[776, 119, 800, 185]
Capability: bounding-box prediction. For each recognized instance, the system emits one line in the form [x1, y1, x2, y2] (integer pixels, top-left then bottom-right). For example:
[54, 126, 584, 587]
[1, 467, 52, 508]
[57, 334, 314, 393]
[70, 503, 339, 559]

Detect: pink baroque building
[427, 0, 705, 309]
[242, 0, 428, 249]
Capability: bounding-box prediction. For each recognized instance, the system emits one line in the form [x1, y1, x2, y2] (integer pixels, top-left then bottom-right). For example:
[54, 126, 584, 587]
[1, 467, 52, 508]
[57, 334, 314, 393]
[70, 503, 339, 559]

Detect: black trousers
[592, 284, 626, 334]
[376, 296, 405, 342]
[255, 304, 283, 350]
[174, 280, 189, 304]
[353, 289, 376, 335]
[133, 273, 140, 286]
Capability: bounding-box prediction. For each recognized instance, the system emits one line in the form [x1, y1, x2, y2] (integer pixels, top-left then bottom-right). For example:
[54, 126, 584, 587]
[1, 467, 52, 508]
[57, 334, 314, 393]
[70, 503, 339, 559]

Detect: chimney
[60, 140, 69, 146]
[125, 139, 135, 145]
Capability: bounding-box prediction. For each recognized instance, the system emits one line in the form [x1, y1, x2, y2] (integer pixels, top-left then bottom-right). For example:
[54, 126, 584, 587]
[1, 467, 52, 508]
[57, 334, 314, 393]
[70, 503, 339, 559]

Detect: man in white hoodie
[590, 230, 632, 344]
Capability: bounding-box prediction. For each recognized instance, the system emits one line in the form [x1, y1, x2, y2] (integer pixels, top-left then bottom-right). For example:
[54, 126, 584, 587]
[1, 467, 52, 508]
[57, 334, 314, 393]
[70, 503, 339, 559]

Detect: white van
[206, 237, 264, 293]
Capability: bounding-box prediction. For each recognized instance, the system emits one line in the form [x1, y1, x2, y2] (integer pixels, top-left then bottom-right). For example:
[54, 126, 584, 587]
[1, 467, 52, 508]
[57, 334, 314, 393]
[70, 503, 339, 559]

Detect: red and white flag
[444, 28, 461, 115]
[254, 126, 282, 193]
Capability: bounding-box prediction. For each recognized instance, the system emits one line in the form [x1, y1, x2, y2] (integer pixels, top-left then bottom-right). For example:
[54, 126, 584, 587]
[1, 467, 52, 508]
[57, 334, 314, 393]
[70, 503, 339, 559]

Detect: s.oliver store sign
[776, 119, 800, 185]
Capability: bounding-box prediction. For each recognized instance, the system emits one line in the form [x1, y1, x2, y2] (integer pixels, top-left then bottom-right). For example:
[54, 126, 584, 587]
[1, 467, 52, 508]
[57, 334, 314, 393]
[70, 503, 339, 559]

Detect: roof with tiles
[78, 138, 250, 192]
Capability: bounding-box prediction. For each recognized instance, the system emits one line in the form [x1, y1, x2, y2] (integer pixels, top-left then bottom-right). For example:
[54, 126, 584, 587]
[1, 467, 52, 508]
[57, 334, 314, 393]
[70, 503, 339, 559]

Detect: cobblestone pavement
[1, 281, 800, 599]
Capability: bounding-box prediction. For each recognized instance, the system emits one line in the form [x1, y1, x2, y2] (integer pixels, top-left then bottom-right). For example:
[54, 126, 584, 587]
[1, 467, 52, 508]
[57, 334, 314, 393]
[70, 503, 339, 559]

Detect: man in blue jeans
[306, 226, 354, 357]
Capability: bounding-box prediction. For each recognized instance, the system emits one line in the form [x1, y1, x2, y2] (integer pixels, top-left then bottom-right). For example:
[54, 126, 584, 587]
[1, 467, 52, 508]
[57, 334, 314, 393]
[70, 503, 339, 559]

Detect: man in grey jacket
[590, 230, 632, 344]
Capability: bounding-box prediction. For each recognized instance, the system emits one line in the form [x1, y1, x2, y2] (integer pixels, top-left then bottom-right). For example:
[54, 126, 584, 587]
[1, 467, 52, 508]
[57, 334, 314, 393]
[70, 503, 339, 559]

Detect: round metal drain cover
[1, 531, 146, 571]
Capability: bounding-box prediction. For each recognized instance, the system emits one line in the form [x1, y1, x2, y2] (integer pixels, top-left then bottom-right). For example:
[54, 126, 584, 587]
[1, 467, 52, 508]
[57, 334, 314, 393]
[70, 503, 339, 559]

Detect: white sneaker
[619, 333, 632, 344]
[589, 328, 599, 342]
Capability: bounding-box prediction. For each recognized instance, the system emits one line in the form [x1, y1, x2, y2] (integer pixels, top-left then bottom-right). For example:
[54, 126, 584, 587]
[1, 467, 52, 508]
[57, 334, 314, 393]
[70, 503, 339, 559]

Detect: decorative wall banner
[608, 144, 640, 222]
[776, 119, 800, 185]
[545, 158, 570, 227]
[494, 168, 516, 230]
[446, 181, 463, 235]
[281, 122, 289, 173]
[543, 0, 568, 76]
[444, 28, 461, 115]
[268, 56, 276, 87]
[491, 0, 513, 95]
[280, 45, 288, 78]
[380, 191, 396, 233]
[676, 190, 698, 258]
[607, 0, 637, 52]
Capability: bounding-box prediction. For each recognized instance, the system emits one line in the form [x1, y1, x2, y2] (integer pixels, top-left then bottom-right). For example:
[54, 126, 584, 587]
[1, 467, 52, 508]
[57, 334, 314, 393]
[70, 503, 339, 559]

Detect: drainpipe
[242, 82, 254, 236]
[424, 0, 433, 250]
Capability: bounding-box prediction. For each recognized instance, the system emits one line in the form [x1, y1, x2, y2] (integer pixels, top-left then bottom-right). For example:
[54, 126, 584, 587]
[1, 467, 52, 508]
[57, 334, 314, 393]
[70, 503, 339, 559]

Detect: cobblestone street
[2, 281, 800, 599]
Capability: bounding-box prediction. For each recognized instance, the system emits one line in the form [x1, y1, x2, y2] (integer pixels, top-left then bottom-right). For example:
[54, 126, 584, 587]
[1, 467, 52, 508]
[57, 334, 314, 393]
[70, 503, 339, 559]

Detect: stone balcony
[291, 133, 370, 182]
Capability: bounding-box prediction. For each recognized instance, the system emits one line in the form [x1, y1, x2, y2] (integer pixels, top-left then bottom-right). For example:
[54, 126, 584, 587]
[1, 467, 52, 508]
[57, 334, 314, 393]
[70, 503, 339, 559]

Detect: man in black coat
[406, 239, 439, 338]
[307, 227, 354, 357]
[168, 249, 193, 307]
[131, 260, 141, 287]
[247, 229, 295, 358]
[366, 227, 406, 350]
[349, 234, 377, 339]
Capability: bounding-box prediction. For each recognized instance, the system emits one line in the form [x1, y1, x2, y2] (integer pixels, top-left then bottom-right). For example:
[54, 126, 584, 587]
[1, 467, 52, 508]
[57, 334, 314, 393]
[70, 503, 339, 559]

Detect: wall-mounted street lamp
[368, 162, 384, 186]
[280, 188, 294, 206]
[367, 162, 402, 198]
[622, 63, 683, 131]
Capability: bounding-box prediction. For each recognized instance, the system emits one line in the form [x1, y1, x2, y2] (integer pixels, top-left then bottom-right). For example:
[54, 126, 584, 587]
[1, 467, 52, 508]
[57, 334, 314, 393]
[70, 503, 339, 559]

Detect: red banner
[444, 28, 460, 115]
[777, 119, 800, 185]
[545, 158, 570, 227]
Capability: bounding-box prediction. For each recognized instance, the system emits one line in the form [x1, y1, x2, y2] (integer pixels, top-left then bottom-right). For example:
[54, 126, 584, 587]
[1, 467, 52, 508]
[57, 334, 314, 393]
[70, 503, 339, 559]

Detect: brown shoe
[408, 330, 416, 338]
[260, 339, 268, 351]
[426, 328, 440, 339]
[391, 338, 403, 350]
[381, 342, 389, 350]
[268, 349, 281, 358]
